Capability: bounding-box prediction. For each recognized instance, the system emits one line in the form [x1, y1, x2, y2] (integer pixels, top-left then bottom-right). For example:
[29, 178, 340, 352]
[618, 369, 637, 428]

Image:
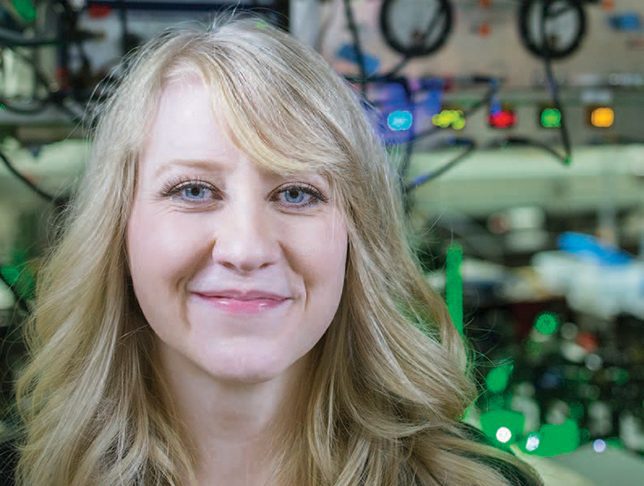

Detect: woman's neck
[155, 340, 311, 485]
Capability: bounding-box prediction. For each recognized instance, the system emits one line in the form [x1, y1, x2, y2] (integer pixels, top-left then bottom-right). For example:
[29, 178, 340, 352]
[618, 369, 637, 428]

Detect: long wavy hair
[8, 11, 541, 486]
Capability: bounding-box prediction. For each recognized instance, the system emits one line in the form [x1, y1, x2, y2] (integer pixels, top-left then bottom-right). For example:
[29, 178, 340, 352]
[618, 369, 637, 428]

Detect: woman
[2, 12, 542, 486]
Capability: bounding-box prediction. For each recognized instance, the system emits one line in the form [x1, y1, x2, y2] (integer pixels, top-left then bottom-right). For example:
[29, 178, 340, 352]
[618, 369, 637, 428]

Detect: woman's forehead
[138, 65, 342, 190]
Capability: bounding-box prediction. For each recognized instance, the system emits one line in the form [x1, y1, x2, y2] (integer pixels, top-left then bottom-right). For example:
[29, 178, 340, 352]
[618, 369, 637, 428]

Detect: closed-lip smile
[191, 289, 291, 315]
[193, 289, 290, 301]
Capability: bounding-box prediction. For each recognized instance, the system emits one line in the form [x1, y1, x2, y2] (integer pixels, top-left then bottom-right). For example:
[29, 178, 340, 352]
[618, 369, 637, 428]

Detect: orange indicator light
[589, 106, 615, 128]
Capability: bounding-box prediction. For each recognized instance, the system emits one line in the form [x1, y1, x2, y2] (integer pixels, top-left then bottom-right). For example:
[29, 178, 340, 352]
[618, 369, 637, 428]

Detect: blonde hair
[9, 11, 541, 486]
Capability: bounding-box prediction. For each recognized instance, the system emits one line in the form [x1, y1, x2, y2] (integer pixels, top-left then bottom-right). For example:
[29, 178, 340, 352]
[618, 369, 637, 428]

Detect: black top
[0, 425, 540, 485]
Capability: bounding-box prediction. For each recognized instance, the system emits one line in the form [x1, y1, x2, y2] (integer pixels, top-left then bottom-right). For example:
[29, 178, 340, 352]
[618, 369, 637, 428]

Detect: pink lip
[193, 293, 289, 314]
[195, 290, 289, 301]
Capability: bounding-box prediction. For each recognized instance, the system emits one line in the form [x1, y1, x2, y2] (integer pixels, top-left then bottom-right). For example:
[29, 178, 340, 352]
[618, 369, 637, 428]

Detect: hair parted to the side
[8, 10, 542, 486]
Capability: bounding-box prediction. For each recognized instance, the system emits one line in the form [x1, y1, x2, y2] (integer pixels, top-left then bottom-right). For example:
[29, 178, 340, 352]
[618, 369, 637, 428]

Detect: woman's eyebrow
[154, 158, 227, 178]
[154, 158, 328, 187]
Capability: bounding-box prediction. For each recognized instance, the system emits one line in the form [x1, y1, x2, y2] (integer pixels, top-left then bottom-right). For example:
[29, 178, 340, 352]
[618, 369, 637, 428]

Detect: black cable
[411, 79, 500, 143]
[379, 0, 453, 63]
[0, 149, 57, 203]
[397, 78, 497, 210]
[0, 26, 62, 47]
[0, 46, 51, 114]
[540, 0, 572, 165]
[382, 55, 412, 80]
[338, 0, 490, 195]
[519, 0, 587, 60]
[490, 135, 566, 163]
[0, 96, 48, 114]
[342, 0, 367, 100]
[405, 139, 477, 192]
[1, 45, 84, 123]
[344, 75, 498, 199]
[0, 1, 93, 122]
[338, 2, 567, 200]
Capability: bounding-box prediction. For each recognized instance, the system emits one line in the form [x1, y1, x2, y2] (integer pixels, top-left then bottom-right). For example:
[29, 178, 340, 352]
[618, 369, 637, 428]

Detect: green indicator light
[534, 312, 559, 335]
[480, 410, 525, 447]
[540, 107, 561, 128]
[486, 361, 514, 394]
[532, 419, 580, 457]
[12, 0, 36, 23]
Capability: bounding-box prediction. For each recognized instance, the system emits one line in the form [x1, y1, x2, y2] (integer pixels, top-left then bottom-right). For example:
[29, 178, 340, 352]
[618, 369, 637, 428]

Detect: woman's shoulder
[0, 437, 18, 486]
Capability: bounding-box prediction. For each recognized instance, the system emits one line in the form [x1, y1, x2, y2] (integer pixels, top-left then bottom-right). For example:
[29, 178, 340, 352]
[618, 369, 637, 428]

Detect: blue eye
[277, 185, 324, 209]
[180, 184, 212, 201]
[281, 187, 307, 205]
[161, 178, 327, 209]
[160, 179, 216, 205]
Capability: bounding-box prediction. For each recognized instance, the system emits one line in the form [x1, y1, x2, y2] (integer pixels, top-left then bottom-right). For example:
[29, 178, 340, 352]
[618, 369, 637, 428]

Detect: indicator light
[496, 427, 513, 443]
[12, 0, 36, 23]
[432, 108, 465, 130]
[587, 106, 615, 128]
[525, 433, 540, 452]
[536, 420, 580, 456]
[365, 81, 413, 144]
[534, 312, 559, 335]
[486, 362, 514, 393]
[480, 410, 524, 447]
[539, 106, 561, 128]
[387, 110, 413, 131]
[593, 439, 607, 453]
[488, 106, 516, 129]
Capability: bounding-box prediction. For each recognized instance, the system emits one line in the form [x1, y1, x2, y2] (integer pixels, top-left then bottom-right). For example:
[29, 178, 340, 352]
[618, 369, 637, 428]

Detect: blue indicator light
[609, 13, 642, 32]
[387, 110, 413, 131]
[593, 439, 607, 453]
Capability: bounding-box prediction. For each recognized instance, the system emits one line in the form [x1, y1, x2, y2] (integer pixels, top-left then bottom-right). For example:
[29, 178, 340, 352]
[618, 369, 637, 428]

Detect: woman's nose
[210, 200, 279, 273]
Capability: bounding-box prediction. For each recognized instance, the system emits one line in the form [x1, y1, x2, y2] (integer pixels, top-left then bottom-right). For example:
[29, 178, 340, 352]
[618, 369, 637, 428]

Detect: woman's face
[126, 76, 348, 383]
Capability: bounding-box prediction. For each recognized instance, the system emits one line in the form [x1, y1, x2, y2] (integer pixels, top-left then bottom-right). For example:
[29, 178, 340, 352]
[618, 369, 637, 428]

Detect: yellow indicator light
[432, 109, 466, 130]
[589, 106, 614, 128]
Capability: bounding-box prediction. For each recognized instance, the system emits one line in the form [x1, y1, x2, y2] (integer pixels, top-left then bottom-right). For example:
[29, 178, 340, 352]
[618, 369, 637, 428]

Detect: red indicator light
[489, 109, 517, 129]
[88, 5, 112, 18]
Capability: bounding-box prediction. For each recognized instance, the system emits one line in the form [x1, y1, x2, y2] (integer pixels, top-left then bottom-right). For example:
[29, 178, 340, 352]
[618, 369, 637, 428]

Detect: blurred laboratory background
[0, 1, 642, 484]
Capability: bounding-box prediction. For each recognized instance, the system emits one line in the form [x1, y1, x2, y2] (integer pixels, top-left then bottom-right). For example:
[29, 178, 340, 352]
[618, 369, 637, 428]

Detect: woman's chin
[196, 350, 292, 385]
